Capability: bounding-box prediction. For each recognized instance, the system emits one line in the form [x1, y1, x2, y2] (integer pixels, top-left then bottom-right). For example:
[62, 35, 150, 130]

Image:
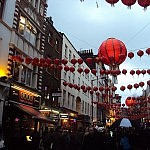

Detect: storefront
[2, 83, 54, 149]
[60, 107, 78, 131]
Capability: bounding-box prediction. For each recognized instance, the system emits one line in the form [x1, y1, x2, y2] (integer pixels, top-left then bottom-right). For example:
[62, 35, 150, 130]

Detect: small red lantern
[141, 69, 146, 76]
[121, 0, 136, 8]
[106, 0, 119, 6]
[25, 57, 32, 64]
[134, 83, 139, 89]
[139, 82, 145, 87]
[122, 69, 127, 75]
[130, 70, 135, 76]
[147, 80, 150, 86]
[136, 70, 141, 76]
[61, 58, 68, 65]
[128, 52, 134, 59]
[94, 57, 100, 63]
[137, 0, 150, 9]
[78, 58, 83, 64]
[81, 85, 86, 90]
[64, 66, 70, 72]
[146, 48, 150, 55]
[84, 68, 90, 74]
[98, 38, 127, 68]
[68, 83, 73, 88]
[127, 84, 132, 90]
[112, 86, 117, 91]
[40, 58, 46, 64]
[91, 69, 97, 75]
[69, 66, 75, 72]
[93, 86, 98, 91]
[86, 86, 91, 91]
[120, 86, 126, 91]
[125, 97, 135, 106]
[86, 58, 93, 64]
[63, 81, 68, 86]
[45, 58, 52, 64]
[147, 69, 150, 75]
[71, 58, 77, 65]
[90, 90, 94, 95]
[77, 68, 83, 74]
[54, 58, 60, 65]
[137, 50, 144, 58]
[57, 65, 63, 70]
[99, 86, 104, 92]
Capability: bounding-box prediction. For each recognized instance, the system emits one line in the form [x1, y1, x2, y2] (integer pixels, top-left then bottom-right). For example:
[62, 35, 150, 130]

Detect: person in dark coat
[81, 126, 105, 150]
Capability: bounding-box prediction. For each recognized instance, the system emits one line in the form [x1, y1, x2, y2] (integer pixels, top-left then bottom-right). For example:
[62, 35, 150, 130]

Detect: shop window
[55, 39, 59, 52]
[0, 0, 5, 19]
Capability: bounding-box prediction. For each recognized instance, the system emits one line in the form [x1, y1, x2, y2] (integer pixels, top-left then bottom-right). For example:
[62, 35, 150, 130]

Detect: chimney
[47, 16, 53, 25]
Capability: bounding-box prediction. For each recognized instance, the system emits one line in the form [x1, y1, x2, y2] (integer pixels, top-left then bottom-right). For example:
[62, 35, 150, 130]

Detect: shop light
[12, 85, 41, 97]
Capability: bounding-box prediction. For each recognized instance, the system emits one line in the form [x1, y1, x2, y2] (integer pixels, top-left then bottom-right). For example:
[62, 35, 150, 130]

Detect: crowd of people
[2, 125, 150, 150]
[34, 125, 150, 150]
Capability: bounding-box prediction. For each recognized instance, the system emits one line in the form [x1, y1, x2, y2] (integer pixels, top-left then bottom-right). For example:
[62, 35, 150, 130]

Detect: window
[63, 90, 66, 106]
[55, 39, 59, 51]
[13, 62, 20, 82]
[48, 32, 53, 45]
[78, 77, 80, 86]
[21, 65, 32, 85]
[69, 50, 71, 61]
[71, 95, 74, 109]
[68, 92, 70, 107]
[72, 73, 75, 84]
[63, 72, 67, 80]
[39, 3, 44, 16]
[65, 44, 68, 58]
[0, 0, 5, 19]
[18, 16, 37, 46]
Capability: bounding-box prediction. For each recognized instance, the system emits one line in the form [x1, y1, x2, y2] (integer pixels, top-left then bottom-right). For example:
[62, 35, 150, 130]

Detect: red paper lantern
[54, 58, 60, 65]
[61, 58, 68, 65]
[25, 57, 32, 64]
[71, 58, 77, 65]
[98, 38, 127, 67]
[64, 66, 70, 72]
[122, 69, 127, 75]
[134, 83, 139, 89]
[127, 84, 132, 90]
[93, 86, 98, 91]
[99, 86, 104, 92]
[136, 70, 141, 76]
[81, 85, 86, 90]
[78, 58, 83, 64]
[86, 86, 91, 91]
[84, 68, 90, 74]
[146, 48, 150, 55]
[90, 90, 94, 95]
[86, 58, 93, 64]
[137, 0, 150, 9]
[91, 69, 97, 75]
[45, 58, 52, 64]
[40, 58, 46, 64]
[125, 97, 135, 106]
[128, 52, 134, 59]
[69, 66, 75, 72]
[120, 86, 126, 91]
[63, 81, 68, 86]
[121, 0, 136, 8]
[139, 82, 145, 87]
[77, 68, 83, 74]
[100, 69, 105, 75]
[68, 83, 73, 88]
[141, 69, 146, 76]
[147, 80, 150, 86]
[106, 0, 119, 6]
[94, 57, 101, 63]
[147, 69, 150, 75]
[112, 86, 117, 91]
[137, 50, 144, 57]
[130, 70, 135, 76]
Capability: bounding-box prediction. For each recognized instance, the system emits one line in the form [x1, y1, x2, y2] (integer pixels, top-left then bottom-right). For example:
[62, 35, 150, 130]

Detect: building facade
[0, 0, 50, 148]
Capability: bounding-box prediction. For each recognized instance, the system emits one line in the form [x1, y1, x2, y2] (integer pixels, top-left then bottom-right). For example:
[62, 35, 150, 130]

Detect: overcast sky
[47, 0, 150, 104]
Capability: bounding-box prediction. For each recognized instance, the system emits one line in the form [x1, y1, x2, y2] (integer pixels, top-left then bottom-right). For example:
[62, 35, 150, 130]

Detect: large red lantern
[125, 97, 135, 106]
[121, 0, 136, 8]
[98, 38, 127, 68]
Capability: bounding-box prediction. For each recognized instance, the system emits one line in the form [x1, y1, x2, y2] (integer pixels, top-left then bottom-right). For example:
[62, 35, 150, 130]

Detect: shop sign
[59, 113, 69, 119]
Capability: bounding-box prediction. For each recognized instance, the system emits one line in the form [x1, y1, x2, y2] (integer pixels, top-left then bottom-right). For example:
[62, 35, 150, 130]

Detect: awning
[14, 103, 54, 123]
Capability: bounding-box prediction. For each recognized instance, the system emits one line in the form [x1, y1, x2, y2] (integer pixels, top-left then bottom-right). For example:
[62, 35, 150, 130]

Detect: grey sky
[47, 0, 150, 104]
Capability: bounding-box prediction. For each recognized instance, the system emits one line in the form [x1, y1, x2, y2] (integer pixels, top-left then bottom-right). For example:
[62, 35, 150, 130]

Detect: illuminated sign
[59, 113, 68, 119]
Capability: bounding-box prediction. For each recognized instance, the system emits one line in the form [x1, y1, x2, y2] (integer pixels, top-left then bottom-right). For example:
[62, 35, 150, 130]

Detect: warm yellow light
[0, 68, 7, 77]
